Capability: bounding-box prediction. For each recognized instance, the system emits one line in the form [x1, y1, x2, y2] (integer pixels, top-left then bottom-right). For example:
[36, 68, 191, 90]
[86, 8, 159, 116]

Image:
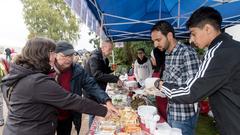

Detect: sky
[0, 1, 94, 52]
[0, 1, 28, 49]
[0, 1, 239, 52]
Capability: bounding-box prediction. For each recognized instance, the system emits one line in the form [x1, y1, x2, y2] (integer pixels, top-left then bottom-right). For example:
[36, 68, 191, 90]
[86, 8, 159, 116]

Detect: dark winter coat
[84, 49, 119, 91]
[1, 64, 107, 135]
[69, 63, 111, 132]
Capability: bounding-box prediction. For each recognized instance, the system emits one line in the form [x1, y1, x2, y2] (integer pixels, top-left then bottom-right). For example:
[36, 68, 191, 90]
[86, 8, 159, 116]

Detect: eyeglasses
[58, 53, 75, 58]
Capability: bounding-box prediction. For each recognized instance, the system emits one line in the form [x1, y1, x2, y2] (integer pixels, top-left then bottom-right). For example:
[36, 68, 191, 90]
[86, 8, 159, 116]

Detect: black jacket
[84, 49, 119, 91]
[162, 33, 240, 135]
[1, 64, 107, 135]
[153, 48, 165, 78]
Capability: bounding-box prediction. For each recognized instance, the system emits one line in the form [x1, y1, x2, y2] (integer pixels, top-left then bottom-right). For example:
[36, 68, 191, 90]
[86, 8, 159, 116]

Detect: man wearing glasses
[52, 41, 117, 135]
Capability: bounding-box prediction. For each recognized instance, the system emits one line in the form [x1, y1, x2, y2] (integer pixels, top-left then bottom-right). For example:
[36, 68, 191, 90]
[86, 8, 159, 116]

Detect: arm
[34, 77, 107, 117]
[88, 57, 119, 83]
[82, 72, 119, 114]
[162, 45, 231, 103]
[81, 69, 111, 104]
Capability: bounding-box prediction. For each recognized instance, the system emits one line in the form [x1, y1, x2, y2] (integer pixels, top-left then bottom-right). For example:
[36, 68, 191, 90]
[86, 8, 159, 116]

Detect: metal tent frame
[65, 0, 240, 42]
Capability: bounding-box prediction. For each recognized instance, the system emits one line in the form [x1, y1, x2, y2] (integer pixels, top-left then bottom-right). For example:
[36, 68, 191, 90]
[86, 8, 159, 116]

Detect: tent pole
[99, 12, 105, 43]
[159, 0, 162, 19]
[177, 0, 181, 28]
[104, 13, 154, 25]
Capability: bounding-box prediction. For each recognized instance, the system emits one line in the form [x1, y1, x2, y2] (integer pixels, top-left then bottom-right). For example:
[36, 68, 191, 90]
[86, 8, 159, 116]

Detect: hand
[154, 79, 163, 90]
[102, 103, 118, 120]
[117, 80, 123, 87]
[106, 100, 119, 116]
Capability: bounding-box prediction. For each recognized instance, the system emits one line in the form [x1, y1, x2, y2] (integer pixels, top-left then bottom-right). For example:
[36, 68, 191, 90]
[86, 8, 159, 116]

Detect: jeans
[167, 112, 199, 135]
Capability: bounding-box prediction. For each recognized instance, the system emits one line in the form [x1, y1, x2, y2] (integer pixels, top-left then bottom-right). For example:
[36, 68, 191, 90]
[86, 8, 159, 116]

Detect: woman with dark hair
[1, 37, 110, 135]
[134, 48, 153, 87]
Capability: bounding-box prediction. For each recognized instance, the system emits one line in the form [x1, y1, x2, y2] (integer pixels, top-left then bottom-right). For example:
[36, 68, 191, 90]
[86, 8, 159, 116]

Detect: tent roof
[66, 0, 240, 42]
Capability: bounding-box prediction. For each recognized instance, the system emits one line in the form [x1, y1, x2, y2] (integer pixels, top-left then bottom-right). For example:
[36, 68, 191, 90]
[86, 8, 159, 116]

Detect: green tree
[113, 41, 153, 65]
[112, 41, 154, 74]
[88, 32, 100, 48]
[22, 0, 79, 42]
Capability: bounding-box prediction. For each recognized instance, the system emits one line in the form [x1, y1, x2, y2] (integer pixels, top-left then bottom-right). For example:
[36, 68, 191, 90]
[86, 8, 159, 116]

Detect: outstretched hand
[105, 100, 119, 116]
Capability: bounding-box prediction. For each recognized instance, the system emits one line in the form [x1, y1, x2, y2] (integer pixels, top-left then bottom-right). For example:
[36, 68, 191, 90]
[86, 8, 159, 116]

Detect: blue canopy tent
[65, 0, 240, 42]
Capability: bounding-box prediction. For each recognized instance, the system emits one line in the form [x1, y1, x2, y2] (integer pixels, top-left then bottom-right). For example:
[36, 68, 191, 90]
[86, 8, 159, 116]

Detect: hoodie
[1, 64, 107, 135]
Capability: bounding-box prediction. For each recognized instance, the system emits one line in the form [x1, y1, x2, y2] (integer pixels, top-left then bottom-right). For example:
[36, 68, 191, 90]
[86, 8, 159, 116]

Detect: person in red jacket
[52, 41, 118, 135]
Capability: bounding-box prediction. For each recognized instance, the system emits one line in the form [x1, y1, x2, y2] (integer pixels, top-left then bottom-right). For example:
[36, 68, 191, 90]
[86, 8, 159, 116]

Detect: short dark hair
[15, 37, 56, 74]
[151, 20, 175, 38]
[137, 48, 145, 53]
[186, 6, 222, 30]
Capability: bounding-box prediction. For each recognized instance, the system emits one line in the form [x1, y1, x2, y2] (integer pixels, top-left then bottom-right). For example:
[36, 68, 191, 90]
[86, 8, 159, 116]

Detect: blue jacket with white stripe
[163, 33, 240, 135]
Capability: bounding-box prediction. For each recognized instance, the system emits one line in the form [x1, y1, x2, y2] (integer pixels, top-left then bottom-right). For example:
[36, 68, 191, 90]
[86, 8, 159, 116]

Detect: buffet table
[89, 109, 169, 135]
[88, 81, 171, 135]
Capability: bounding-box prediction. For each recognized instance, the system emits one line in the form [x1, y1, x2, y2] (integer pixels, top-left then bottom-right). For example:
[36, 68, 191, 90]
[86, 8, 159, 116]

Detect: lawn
[196, 114, 219, 135]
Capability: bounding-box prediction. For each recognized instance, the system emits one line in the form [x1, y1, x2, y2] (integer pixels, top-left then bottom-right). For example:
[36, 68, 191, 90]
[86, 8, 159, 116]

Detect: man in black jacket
[84, 40, 123, 90]
[156, 7, 240, 135]
[84, 40, 123, 126]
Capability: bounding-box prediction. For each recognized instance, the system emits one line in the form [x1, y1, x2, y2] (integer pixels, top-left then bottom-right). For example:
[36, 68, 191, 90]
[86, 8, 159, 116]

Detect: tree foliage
[112, 41, 154, 72]
[88, 32, 100, 48]
[22, 0, 79, 42]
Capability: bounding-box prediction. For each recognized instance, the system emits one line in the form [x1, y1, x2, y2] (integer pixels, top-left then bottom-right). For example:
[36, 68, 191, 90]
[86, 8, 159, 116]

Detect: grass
[196, 114, 219, 135]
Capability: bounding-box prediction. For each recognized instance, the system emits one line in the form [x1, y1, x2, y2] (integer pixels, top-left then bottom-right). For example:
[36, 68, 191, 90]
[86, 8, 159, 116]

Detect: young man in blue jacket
[157, 7, 240, 135]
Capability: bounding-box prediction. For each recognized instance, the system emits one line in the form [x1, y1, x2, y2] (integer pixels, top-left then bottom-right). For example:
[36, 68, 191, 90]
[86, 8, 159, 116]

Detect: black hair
[186, 6, 222, 30]
[137, 48, 145, 53]
[151, 20, 175, 38]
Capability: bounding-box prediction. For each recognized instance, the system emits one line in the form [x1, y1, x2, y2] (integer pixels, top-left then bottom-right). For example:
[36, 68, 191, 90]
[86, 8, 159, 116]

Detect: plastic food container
[137, 105, 157, 117]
